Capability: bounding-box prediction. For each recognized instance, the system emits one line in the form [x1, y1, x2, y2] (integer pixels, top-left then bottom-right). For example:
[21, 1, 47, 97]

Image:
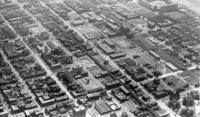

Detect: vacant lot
[162, 75, 188, 91]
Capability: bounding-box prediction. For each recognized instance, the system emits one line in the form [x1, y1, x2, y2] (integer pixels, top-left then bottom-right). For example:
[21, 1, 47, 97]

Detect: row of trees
[168, 90, 200, 117]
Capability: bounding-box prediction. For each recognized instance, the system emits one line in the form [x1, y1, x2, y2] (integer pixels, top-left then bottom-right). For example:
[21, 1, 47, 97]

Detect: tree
[121, 112, 129, 117]
[120, 21, 135, 39]
[103, 60, 109, 65]
[180, 108, 195, 117]
[121, 21, 130, 33]
[152, 70, 162, 78]
[22, 49, 30, 56]
[168, 100, 181, 110]
[147, 22, 155, 29]
[110, 113, 117, 117]
[182, 96, 195, 107]
[126, 32, 134, 39]
[169, 92, 180, 101]
[137, 67, 145, 74]
[34, 65, 42, 71]
[153, 78, 160, 85]
[190, 90, 200, 100]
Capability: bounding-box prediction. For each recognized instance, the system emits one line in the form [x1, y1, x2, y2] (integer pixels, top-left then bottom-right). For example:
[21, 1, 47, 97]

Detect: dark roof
[57, 71, 74, 84]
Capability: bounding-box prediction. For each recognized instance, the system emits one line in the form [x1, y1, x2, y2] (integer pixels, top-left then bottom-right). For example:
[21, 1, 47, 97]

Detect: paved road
[3, 0, 199, 117]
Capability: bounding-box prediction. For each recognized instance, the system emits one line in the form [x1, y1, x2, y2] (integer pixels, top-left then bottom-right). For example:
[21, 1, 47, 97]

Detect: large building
[138, 0, 178, 12]
[73, 106, 86, 117]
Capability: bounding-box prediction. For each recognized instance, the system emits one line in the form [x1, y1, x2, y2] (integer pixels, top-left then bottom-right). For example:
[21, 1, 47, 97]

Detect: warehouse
[149, 50, 160, 60]
[165, 62, 178, 71]
[95, 101, 112, 115]
[97, 42, 115, 55]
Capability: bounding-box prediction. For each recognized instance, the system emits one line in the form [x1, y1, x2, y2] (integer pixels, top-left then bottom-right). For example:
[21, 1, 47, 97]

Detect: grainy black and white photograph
[0, 0, 199, 117]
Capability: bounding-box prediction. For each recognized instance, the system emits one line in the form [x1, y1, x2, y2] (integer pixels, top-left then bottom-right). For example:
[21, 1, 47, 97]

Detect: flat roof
[97, 42, 114, 54]
[95, 101, 112, 115]
[163, 11, 187, 20]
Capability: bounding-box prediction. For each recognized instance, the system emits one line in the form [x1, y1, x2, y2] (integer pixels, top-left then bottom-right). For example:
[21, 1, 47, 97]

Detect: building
[97, 42, 115, 55]
[73, 106, 86, 117]
[165, 62, 178, 71]
[149, 50, 160, 60]
[138, 0, 178, 13]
